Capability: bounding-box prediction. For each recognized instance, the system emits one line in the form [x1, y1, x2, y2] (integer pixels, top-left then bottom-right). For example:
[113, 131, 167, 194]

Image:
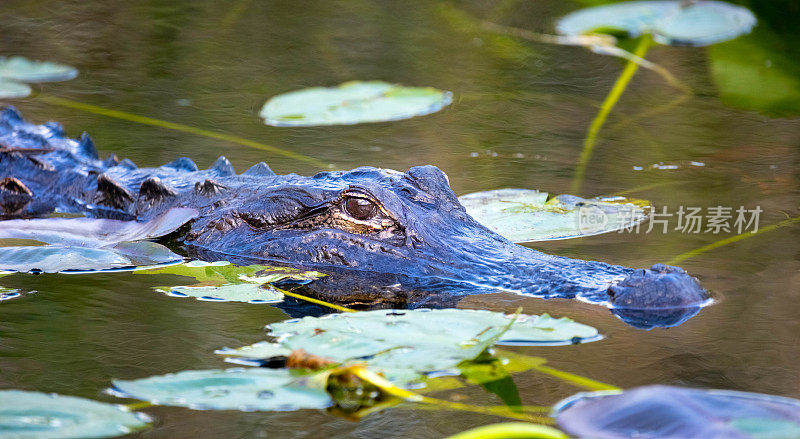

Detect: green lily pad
[0, 56, 78, 82]
[217, 309, 599, 385]
[111, 368, 331, 411]
[0, 390, 150, 438]
[557, 1, 756, 46]
[260, 80, 452, 126]
[143, 260, 325, 304]
[458, 189, 650, 242]
[160, 283, 284, 304]
[0, 80, 32, 99]
[554, 385, 800, 439]
[0, 241, 182, 274]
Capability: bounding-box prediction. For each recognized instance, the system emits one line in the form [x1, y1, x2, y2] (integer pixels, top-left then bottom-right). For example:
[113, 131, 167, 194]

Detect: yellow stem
[276, 287, 356, 313]
[571, 35, 652, 194]
[528, 363, 620, 391]
[352, 367, 554, 424]
[123, 401, 154, 411]
[36, 94, 328, 168]
[668, 215, 800, 265]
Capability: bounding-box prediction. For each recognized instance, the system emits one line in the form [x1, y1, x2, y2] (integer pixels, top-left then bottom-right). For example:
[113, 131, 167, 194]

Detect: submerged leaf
[260, 80, 452, 126]
[554, 385, 800, 439]
[445, 422, 568, 439]
[459, 188, 650, 242]
[557, 1, 756, 46]
[142, 260, 324, 304]
[218, 309, 599, 385]
[0, 207, 198, 247]
[0, 390, 150, 438]
[0, 241, 182, 273]
[0, 56, 78, 82]
[0, 79, 32, 99]
[111, 368, 331, 411]
[159, 283, 283, 304]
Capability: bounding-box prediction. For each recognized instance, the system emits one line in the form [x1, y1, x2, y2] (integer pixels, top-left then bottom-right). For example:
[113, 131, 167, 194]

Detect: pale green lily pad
[0, 390, 150, 438]
[111, 368, 331, 411]
[0, 56, 78, 82]
[0, 80, 32, 99]
[143, 261, 325, 304]
[0, 241, 182, 274]
[260, 80, 452, 126]
[458, 189, 650, 243]
[160, 283, 284, 304]
[557, 1, 756, 46]
[217, 309, 599, 385]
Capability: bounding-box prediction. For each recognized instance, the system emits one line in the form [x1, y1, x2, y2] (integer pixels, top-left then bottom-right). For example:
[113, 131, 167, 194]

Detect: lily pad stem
[571, 35, 652, 194]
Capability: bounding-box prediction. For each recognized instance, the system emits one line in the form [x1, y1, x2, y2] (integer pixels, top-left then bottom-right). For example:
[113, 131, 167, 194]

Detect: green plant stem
[528, 363, 620, 391]
[276, 287, 356, 313]
[668, 215, 800, 265]
[36, 94, 328, 168]
[123, 401, 154, 411]
[571, 35, 652, 194]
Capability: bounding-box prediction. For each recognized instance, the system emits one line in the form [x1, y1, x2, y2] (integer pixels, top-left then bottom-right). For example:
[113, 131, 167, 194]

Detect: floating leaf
[459, 189, 650, 242]
[0, 390, 150, 438]
[142, 260, 324, 304]
[260, 80, 452, 126]
[111, 368, 331, 411]
[218, 309, 599, 385]
[0, 207, 198, 247]
[0, 241, 182, 273]
[709, 27, 800, 116]
[0, 80, 32, 99]
[554, 385, 800, 439]
[159, 283, 283, 304]
[557, 1, 756, 46]
[0, 56, 78, 82]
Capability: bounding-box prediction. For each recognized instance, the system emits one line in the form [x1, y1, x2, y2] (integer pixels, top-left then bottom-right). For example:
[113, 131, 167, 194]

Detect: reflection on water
[0, 0, 798, 437]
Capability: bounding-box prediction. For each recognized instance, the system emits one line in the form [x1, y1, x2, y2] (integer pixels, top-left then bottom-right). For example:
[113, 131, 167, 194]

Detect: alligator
[0, 107, 709, 326]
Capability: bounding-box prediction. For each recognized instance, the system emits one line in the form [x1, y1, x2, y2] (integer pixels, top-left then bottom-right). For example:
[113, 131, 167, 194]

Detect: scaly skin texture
[0, 107, 708, 316]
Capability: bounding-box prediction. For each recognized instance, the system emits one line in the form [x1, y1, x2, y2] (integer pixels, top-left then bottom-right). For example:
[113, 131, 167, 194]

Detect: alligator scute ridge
[0, 107, 709, 327]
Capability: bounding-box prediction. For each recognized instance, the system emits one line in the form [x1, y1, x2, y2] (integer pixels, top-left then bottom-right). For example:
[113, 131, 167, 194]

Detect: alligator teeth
[194, 179, 227, 196]
[243, 161, 276, 176]
[95, 173, 134, 210]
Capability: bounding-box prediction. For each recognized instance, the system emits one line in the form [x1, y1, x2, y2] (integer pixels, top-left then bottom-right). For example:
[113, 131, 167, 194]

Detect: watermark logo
[577, 205, 609, 234]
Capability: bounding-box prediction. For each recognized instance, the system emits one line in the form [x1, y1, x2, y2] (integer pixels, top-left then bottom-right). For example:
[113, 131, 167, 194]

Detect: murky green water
[1, 1, 799, 437]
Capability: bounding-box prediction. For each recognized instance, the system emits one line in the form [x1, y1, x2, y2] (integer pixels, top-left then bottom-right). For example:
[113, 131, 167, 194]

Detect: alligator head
[183, 164, 708, 316]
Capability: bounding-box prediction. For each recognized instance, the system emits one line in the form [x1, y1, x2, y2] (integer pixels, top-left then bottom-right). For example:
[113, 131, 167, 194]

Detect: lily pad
[0, 56, 78, 82]
[111, 368, 331, 411]
[0, 207, 198, 247]
[0, 80, 32, 99]
[218, 309, 599, 385]
[458, 189, 650, 242]
[0, 390, 150, 438]
[143, 260, 325, 304]
[557, 1, 756, 46]
[0, 241, 182, 273]
[260, 80, 452, 126]
[160, 283, 284, 304]
[554, 385, 800, 439]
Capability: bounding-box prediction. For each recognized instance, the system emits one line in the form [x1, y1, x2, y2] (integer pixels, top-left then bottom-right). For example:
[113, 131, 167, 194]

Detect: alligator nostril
[650, 263, 667, 272]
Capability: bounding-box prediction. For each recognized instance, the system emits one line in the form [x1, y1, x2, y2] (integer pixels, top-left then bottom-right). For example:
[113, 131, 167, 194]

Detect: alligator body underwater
[0, 107, 708, 326]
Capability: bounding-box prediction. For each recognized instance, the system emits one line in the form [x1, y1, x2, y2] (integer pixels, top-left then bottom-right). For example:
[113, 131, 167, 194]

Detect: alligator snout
[607, 263, 708, 309]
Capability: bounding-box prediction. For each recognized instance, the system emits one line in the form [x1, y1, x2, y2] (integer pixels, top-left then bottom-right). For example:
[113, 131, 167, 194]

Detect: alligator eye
[344, 196, 377, 221]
